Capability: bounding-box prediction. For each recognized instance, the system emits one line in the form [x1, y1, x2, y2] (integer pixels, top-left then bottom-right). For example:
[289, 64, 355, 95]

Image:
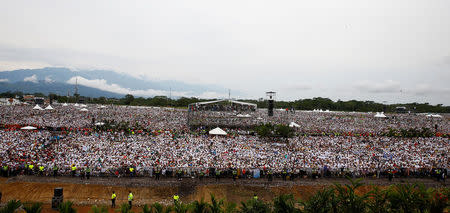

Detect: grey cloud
[354, 80, 401, 93]
[285, 84, 313, 91]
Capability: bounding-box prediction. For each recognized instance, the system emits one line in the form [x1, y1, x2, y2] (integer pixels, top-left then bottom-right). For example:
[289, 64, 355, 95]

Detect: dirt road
[0, 176, 445, 213]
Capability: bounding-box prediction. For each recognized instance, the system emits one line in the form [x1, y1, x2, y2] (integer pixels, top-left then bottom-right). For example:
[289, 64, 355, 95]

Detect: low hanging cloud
[66, 76, 187, 97]
[44, 76, 54, 83]
[24, 74, 38, 83]
[354, 80, 401, 93]
[66, 76, 230, 99]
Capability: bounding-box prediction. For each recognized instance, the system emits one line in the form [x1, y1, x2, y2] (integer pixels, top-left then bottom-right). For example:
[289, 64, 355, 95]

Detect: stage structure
[266, 91, 276, 116]
[187, 99, 259, 129]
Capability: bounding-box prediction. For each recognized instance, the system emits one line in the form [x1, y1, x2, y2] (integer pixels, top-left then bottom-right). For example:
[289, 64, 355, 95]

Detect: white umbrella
[209, 127, 227, 135]
[33, 105, 43, 110]
[289, 122, 300, 127]
[374, 112, 386, 118]
[21, 126, 37, 130]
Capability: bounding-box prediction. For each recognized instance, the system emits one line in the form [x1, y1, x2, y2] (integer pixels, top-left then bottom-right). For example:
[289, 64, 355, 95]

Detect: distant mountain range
[0, 67, 226, 98]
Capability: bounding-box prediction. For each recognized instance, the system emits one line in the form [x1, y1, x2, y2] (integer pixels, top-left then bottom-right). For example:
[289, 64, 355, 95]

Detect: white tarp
[45, 105, 54, 110]
[33, 105, 43, 110]
[21, 126, 37, 130]
[209, 127, 227, 135]
[237, 114, 251, 118]
[289, 122, 300, 127]
[374, 112, 387, 118]
[426, 114, 442, 118]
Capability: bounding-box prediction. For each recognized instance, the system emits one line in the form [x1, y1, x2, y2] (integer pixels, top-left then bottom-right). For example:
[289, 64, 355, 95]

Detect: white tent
[209, 127, 227, 135]
[289, 122, 300, 127]
[80, 104, 87, 108]
[74, 103, 79, 107]
[21, 126, 37, 130]
[95, 122, 105, 126]
[80, 108, 88, 112]
[33, 105, 43, 110]
[237, 114, 251, 118]
[426, 114, 442, 118]
[374, 112, 387, 118]
[62, 103, 68, 106]
[45, 105, 54, 110]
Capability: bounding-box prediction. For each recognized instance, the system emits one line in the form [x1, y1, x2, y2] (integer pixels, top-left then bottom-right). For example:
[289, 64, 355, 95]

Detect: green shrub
[0, 200, 22, 213]
[23, 202, 43, 213]
[58, 201, 76, 213]
[89, 205, 108, 213]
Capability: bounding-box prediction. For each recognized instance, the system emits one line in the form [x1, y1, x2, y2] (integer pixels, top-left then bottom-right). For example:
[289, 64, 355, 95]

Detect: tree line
[1, 91, 449, 113]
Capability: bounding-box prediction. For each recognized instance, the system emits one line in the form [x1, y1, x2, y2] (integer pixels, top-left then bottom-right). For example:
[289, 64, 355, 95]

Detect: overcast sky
[0, 0, 449, 104]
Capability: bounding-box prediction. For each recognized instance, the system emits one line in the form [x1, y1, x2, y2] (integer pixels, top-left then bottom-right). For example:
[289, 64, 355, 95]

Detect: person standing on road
[128, 191, 133, 209]
[173, 194, 179, 203]
[53, 164, 58, 177]
[111, 191, 116, 208]
[71, 164, 77, 177]
[39, 165, 44, 176]
[86, 166, 91, 180]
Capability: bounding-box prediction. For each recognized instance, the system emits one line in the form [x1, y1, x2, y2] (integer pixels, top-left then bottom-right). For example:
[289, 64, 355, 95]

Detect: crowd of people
[0, 103, 448, 181]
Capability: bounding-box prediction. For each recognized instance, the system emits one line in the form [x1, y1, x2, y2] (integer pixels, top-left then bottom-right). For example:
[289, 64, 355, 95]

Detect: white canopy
[209, 127, 227, 135]
[237, 114, 252, 118]
[33, 105, 43, 110]
[374, 112, 387, 118]
[80, 108, 88, 112]
[426, 114, 442, 118]
[21, 126, 37, 130]
[289, 122, 300, 127]
[45, 105, 54, 110]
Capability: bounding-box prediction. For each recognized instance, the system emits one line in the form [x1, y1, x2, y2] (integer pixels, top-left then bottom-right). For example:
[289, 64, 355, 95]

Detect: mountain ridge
[0, 67, 228, 98]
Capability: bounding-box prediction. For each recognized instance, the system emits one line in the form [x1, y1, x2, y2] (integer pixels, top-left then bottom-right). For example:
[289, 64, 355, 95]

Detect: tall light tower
[266, 91, 276, 116]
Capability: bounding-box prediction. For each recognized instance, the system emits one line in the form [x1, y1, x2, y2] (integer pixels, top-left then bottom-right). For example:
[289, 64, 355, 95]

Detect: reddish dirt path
[0, 176, 445, 213]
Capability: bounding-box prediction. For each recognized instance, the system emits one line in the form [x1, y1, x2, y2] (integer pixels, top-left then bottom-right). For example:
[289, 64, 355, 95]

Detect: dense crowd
[0, 103, 448, 180]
